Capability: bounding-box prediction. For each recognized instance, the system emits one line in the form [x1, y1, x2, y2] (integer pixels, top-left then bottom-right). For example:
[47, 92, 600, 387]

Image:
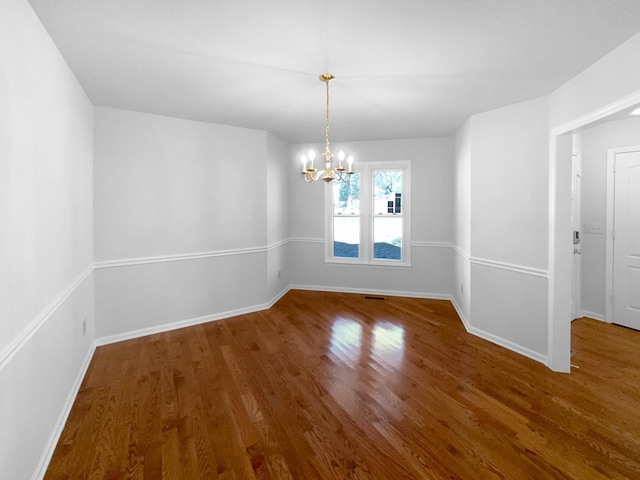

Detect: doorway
[549, 97, 640, 373]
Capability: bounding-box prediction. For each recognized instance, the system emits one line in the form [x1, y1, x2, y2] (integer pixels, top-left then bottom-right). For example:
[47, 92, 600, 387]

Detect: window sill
[324, 258, 412, 269]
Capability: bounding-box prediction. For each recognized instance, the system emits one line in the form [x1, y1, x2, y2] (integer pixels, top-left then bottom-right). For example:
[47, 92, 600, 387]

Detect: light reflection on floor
[372, 322, 405, 369]
[329, 318, 362, 368]
[329, 317, 405, 371]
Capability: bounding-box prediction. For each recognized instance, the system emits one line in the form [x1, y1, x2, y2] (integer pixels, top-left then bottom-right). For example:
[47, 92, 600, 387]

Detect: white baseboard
[96, 286, 293, 347]
[463, 321, 547, 365]
[267, 286, 291, 308]
[96, 304, 266, 347]
[576, 310, 606, 322]
[449, 296, 469, 326]
[290, 284, 451, 301]
[96, 285, 454, 348]
[294, 287, 547, 366]
[32, 342, 96, 480]
[450, 296, 547, 366]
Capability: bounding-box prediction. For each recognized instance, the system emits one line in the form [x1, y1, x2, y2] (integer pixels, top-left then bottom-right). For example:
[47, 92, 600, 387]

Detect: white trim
[551, 91, 640, 136]
[289, 237, 324, 244]
[462, 316, 547, 365]
[323, 260, 413, 270]
[267, 239, 289, 251]
[411, 241, 452, 248]
[291, 238, 453, 249]
[97, 302, 269, 346]
[547, 133, 559, 371]
[290, 284, 451, 301]
[290, 240, 547, 280]
[470, 256, 549, 279]
[96, 286, 293, 347]
[32, 342, 96, 480]
[267, 286, 291, 308]
[451, 292, 547, 365]
[0, 265, 94, 372]
[548, 133, 574, 373]
[294, 239, 454, 270]
[294, 286, 548, 366]
[93, 284, 289, 347]
[570, 152, 582, 320]
[449, 295, 469, 325]
[95, 245, 269, 269]
[95, 240, 291, 270]
[451, 244, 470, 260]
[578, 310, 607, 323]
[606, 148, 616, 324]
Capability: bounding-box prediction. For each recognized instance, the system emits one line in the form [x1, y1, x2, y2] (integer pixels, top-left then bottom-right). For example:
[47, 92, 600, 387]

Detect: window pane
[334, 216, 359, 258]
[333, 173, 360, 215]
[374, 216, 402, 260]
[373, 171, 402, 215]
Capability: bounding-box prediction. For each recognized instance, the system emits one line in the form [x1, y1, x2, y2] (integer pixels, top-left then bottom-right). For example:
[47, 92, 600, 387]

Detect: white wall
[457, 97, 550, 362]
[0, 1, 95, 478]
[470, 97, 549, 269]
[453, 120, 471, 321]
[575, 117, 640, 318]
[266, 133, 291, 300]
[94, 107, 268, 260]
[93, 107, 279, 340]
[289, 138, 455, 297]
[550, 33, 640, 130]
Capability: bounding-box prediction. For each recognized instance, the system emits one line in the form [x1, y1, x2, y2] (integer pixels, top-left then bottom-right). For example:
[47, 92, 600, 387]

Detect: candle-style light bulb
[301, 154, 308, 171]
[347, 155, 354, 172]
[308, 150, 316, 169]
[337, 150, 345, 169]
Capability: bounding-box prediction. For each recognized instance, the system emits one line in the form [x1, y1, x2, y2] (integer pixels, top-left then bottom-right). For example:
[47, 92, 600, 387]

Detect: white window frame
[324, 161, 411, 267]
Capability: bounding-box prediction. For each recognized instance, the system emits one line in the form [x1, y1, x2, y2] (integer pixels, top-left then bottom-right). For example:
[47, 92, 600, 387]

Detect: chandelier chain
[300, 74, 353, 183]
[325, 78, 330, 156]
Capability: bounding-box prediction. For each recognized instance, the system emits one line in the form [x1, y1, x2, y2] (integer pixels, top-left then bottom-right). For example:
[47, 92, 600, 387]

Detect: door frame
[548, 91, 640, 373]
[605, 145, 640, 324]
[570, 151, 582, 320]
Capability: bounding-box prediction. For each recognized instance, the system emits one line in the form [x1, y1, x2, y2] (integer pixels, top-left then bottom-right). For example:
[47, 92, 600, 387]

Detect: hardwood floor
[45, 290, 640, 479]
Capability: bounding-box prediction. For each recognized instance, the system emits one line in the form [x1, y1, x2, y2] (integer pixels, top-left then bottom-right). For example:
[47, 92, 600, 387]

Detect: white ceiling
[28, 0, 640, 142]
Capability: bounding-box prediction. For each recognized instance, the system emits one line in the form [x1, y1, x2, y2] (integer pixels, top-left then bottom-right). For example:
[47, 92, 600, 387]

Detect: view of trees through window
[373, 171, 402, 260]
[333, 173, 360, 258]
[332, 170, 403, 260]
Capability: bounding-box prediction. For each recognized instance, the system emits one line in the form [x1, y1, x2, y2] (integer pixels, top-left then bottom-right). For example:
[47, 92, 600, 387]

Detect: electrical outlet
[278, 270, 281, 279]
[82, 318, 86, 336]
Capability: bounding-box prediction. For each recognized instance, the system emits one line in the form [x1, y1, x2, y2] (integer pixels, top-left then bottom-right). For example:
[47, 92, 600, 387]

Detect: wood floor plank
[45, 291, 640, 479]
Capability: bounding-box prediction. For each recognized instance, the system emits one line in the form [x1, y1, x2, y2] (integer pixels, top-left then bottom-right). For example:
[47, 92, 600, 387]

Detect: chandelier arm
[335, 171, 351, 183]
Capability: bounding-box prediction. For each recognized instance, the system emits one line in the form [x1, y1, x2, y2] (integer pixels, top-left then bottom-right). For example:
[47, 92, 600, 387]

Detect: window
[325, 161, 411, 266]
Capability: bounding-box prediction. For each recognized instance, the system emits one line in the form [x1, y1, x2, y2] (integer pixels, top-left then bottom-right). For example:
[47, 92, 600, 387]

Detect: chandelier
[300, 74, 354, 183]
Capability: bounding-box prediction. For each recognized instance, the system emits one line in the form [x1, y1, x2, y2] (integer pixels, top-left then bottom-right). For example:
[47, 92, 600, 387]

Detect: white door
[571, 152, 582, 319]
[613, 150, 640, 330]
